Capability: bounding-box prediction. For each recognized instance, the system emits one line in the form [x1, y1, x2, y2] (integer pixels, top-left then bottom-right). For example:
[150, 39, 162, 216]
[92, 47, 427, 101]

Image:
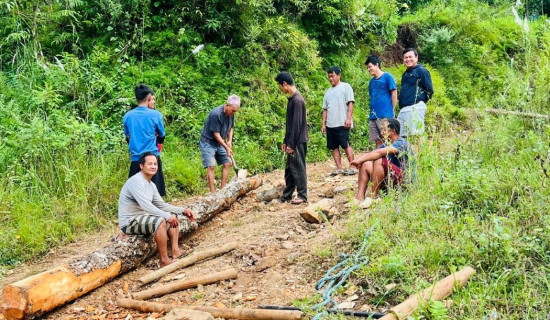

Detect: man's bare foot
[160, 258, 173, 267]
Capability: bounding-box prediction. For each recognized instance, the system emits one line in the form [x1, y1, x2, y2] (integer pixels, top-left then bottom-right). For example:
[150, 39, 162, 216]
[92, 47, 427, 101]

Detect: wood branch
[117, 298, 303, 320]
[139, 242, 238, 286]
[300, 199, 337, 224]
[162, 308, 214, 320]
[0, 177, 262, 320]
[132, 268, 238, 300]
[485, 108, 550, 119]
[379, 267, 475, 320]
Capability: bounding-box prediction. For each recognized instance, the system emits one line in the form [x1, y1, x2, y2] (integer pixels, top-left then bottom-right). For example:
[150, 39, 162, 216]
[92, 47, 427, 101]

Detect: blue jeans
[199, 138, 231, 168]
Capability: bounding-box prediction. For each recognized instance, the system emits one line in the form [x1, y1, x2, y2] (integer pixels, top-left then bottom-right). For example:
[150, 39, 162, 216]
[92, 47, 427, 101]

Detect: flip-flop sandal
[329, 170, 344, 176]
[291, 198, 306, 205]
[343, 169, 358, 176]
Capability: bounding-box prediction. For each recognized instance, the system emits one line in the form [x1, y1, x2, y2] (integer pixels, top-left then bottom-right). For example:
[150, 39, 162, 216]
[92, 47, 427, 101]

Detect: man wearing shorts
[397, 48, 434, 137]
[118, 152, 195, 267]
[123, 84, 167, 196]
[365, 55, 397, 148]
[321, 66, 357, 175]
[350, 118, 416, 208]
[199, 95, 241, 193]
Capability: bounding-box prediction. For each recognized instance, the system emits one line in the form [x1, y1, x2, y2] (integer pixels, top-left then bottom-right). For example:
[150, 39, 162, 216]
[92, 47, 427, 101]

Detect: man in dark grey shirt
[199, 95, 241, 193]
[118, 152, 195, 267]
[276, 71, 309, 205]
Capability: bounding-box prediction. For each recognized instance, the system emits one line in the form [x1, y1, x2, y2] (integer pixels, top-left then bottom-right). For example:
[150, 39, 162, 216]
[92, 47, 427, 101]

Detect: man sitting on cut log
[118, 152, 196, 267]
[349, 118, 416, 208]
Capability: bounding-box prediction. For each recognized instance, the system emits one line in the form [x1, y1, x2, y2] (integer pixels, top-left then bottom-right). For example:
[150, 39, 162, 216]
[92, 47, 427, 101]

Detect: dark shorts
[369, 118, 388, 142]
[326, 126, 350, 150]
[129, 156, 166, 197]
[380, 158, 404, 187]
[122, 215, 168, 235]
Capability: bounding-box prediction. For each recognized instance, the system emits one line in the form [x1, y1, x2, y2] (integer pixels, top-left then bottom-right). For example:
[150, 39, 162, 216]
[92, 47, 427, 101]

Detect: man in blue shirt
[365, 55, 397, 148]
[123, 84, 167, 196]
[397, 48, 434, 137]
[199, 95, 241, 193]
[350, 118, 416, 208]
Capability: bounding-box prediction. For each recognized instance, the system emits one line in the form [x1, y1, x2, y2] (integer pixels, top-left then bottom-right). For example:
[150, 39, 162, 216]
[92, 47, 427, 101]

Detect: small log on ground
[139, 242, 239, 285]
[256, 183, 284, 202]
[161, 308, 214, 320]
[379, 266, 475, 320]
[300, 199, 337, 223]
[0, 177, 262, 320]
[117, 298, 303, 320]
[485, 108, 550, 119]
[132, 268, 238, 300]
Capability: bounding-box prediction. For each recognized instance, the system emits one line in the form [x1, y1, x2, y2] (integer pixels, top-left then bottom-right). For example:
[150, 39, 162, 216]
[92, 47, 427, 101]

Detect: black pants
[282, 142, 307, 201]
[129, 156, 166, 197]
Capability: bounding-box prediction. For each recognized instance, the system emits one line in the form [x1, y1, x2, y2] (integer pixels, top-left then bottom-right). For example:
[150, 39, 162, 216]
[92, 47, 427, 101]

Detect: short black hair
[139, 152, 157, 165]
[365, 55, 381, 68]
[327, 66, 341, 75]
[135, 84, 155, 103]
[403, 48, 418, 57]
[386, 118, 401, 134]
[275, 72, 294, 86]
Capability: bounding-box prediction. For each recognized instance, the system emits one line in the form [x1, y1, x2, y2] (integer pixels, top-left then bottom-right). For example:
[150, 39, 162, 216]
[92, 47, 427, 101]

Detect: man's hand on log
[168, 214, 179, 228]
[184, 208, 195, 222]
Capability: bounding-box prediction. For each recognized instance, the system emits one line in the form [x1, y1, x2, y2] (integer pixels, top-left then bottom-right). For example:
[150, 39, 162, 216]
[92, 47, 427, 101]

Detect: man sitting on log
[349, 118, 416, 208]
[118, 152, 196, 267]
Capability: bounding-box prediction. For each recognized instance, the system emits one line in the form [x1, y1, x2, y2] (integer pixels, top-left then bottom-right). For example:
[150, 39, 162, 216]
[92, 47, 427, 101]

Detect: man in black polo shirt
[275, 72, 309, 205]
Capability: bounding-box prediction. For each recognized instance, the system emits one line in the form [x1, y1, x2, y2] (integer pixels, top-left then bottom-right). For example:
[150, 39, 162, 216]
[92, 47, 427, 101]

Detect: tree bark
[139, 242, 239, 286]
[0, 177, 262, 320]
[379, 267, 475, 320]
[117, 298, 303, 320]
[132, 268, 238, 300]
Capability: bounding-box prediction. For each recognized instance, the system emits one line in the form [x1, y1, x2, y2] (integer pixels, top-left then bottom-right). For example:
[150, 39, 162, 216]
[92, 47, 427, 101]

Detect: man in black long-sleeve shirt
[275, 72, 309, 204]
[397, 48, 434, 137]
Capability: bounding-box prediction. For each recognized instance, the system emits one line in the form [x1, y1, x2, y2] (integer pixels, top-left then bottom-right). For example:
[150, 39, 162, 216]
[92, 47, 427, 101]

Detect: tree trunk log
[485, 108, 550, 119]
[379, 266, 475, 320]
[0, 177, 262, 320]
[117, 298, 303, 320]
[139, 242, 239, 286]
[132, 268, 238, 300]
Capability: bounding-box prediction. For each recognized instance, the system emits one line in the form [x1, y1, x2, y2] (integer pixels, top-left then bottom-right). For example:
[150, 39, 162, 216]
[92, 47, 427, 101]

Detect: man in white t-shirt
[321, 66, 357, 176]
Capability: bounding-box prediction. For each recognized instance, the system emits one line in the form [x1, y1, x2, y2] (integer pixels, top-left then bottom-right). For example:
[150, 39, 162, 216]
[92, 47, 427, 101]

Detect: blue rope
[312, 222, 379, 320]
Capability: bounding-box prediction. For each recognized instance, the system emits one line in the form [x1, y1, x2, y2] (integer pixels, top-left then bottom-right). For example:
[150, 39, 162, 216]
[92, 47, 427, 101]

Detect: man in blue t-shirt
[349, 118, 416, 208]
[199, 95, 241, 193]
[365, 55, 397, 148]
[123, 84, 167, 196]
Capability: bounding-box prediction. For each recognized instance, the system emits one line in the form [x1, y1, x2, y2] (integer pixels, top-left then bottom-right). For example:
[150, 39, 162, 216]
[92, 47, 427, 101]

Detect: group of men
[117, 47, 432, 266]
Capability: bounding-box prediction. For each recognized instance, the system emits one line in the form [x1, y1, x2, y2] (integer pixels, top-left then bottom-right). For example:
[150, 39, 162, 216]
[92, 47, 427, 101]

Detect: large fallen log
[379, 266, 475, 320]
[117, 298, 303, 320]
[0, 177, 262, 320]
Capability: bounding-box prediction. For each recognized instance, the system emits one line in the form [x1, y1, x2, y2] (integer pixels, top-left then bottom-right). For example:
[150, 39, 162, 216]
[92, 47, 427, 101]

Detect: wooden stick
[379, 266, 475, 320]
[485, 108, 550, 119]
[0, 177, 262, 320]
[139, 242, 239, 285]
[132, 268, 238, 300]
[117, 298, 303, 320]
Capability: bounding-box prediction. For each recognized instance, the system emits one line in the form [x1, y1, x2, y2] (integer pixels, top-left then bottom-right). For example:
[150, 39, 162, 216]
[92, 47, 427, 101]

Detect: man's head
[139, 152, 158, 177]
[135, 84, 155, 108]
[275, 72, 294, 94]
[381, 118, 401, 140]
[224, 94, 241, 116]
[327, 66, 341, 87]
[403, 48, 419, 69]
[365, 55, 382, 76]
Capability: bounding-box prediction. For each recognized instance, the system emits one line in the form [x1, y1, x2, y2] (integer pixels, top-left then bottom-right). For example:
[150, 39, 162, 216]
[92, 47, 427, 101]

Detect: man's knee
[156, 219, 167, 233]
[206, 166, 215, 172]
[223, 162, 232, 168]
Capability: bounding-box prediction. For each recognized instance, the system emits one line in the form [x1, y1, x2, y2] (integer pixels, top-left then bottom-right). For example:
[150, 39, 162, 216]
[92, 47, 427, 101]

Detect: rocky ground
[1, 160, 386, 320]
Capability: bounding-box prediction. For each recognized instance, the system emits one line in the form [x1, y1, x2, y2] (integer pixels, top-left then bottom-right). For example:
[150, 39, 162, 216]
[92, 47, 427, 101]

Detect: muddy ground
[1, 160, 386, 320]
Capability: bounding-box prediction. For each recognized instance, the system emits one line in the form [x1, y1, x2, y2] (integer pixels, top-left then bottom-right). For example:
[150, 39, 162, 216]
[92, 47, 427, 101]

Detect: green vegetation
[1, 0, 549, 317]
